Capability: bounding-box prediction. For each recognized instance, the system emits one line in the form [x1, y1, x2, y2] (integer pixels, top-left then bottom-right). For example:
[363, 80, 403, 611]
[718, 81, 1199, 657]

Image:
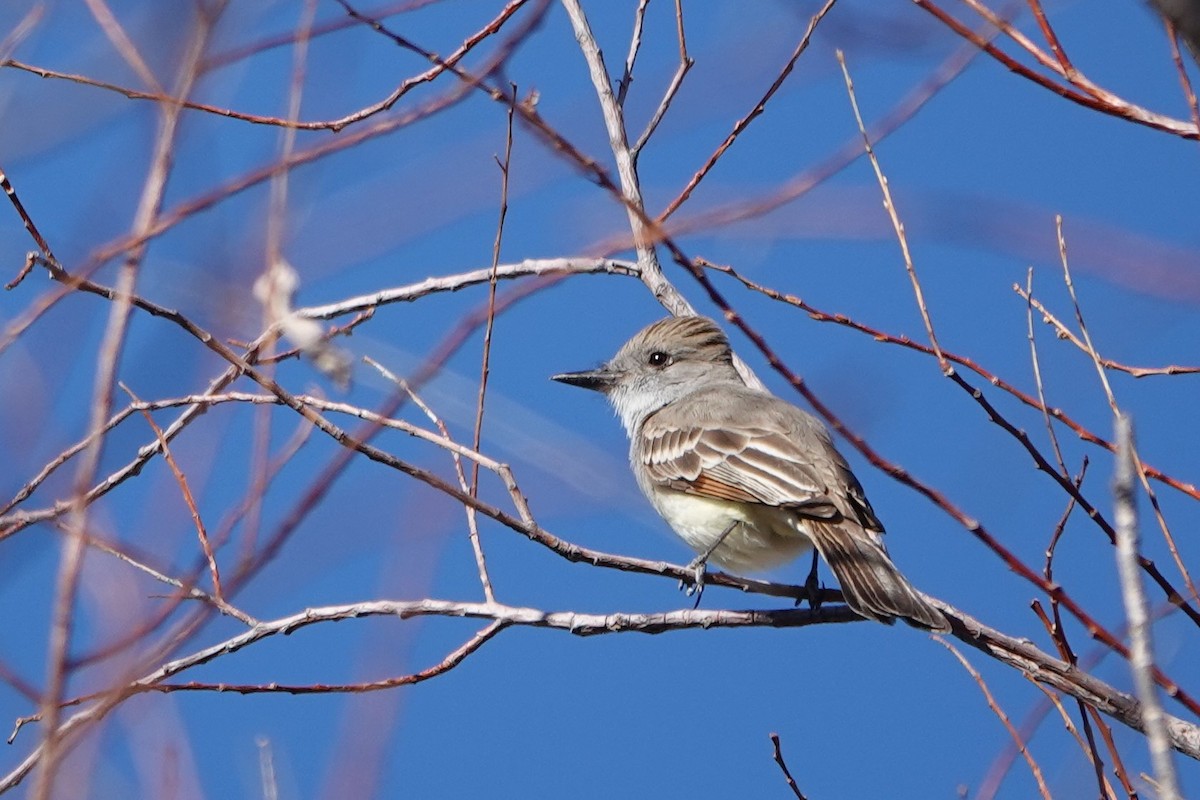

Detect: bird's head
[552, 316, 742, 434]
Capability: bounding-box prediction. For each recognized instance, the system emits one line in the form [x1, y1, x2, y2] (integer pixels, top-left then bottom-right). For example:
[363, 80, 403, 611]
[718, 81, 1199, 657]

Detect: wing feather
[640, 419, 839, 517]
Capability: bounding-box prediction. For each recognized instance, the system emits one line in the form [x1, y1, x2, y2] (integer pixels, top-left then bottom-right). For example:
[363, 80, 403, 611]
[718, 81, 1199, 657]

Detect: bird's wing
[638, 417, 844, 520]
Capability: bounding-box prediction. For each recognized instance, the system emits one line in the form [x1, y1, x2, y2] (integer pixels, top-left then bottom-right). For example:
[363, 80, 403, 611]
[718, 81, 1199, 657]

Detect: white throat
[607, 384, 671, 437]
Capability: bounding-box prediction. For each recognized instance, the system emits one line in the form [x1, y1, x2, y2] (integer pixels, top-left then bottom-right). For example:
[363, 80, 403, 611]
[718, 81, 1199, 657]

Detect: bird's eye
[648, 351, 670, 367]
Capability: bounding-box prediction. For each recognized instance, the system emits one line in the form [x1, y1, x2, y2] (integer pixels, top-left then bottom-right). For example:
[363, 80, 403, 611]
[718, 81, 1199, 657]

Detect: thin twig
[769, 733, 808, 800]
[1059, 217, 1117, 413]
[119, 383, 223, 600]
[463, 88, 519, 603]
[200, 0, 442, 72]
[616, 0, 651, 107]
[937, 637, 1053, 800]
[630, 0, 692, 158]
[1020, 291, 1199, 378]
[1024, 0, 1073, 75]
[658, 0, 837, 221]
[0, 166, 57, 274]
[837, 48, 946, 370]
[1024, 269, 1067, 474]
[79, 524, 256, 627]
[558, 0, 690, 320]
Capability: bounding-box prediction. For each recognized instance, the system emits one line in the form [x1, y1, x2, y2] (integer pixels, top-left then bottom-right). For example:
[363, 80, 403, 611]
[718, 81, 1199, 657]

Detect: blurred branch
[82, 0, 161, 92]
[0, 0, 547, 363]
[1165, 16, 1200, 133]
[201, 0, 442, 71]
[1114, 415, 1181, 799]
[33, 4, 226, 794]
[2, 0, 532, 131]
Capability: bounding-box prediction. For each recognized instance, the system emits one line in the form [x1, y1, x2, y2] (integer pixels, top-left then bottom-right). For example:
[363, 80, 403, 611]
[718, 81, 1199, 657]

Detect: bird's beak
[551, 367, 617, 393]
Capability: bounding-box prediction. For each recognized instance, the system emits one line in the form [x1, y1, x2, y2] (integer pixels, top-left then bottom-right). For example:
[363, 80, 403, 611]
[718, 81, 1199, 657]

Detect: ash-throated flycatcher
[553, 315, 948, 631]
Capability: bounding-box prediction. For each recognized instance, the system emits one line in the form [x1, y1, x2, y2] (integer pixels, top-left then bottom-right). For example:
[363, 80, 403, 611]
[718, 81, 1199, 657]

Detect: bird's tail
[806, 520, 949, 632]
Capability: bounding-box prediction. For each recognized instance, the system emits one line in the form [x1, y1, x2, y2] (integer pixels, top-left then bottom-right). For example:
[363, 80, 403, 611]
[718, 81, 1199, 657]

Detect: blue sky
[1, 0, 1198, 797]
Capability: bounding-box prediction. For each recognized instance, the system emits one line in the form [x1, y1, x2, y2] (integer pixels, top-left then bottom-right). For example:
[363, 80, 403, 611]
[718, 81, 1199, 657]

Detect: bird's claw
[804, 570, 823, 612]
[681, 556, 708, 608]
[801, 550, 823, 611]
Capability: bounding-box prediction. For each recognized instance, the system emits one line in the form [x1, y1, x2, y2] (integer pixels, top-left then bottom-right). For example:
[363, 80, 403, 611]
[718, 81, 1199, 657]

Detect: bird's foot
[802, 550, 823, 611]
[681, 555, 709, 608]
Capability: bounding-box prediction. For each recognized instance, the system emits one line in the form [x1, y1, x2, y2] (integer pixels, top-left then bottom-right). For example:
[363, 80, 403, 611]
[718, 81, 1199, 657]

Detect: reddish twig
[1024, 0, 1073, 75]
[1020, 602, 1115, 800]
[914, 0, 1199, 139]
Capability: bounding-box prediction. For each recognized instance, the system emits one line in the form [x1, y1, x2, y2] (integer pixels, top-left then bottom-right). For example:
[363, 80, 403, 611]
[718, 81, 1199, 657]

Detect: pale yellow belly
[649, 489, 812, 574]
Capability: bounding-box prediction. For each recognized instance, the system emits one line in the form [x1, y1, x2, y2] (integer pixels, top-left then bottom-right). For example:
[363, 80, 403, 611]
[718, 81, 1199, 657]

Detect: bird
[552, 315, 949, 632]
